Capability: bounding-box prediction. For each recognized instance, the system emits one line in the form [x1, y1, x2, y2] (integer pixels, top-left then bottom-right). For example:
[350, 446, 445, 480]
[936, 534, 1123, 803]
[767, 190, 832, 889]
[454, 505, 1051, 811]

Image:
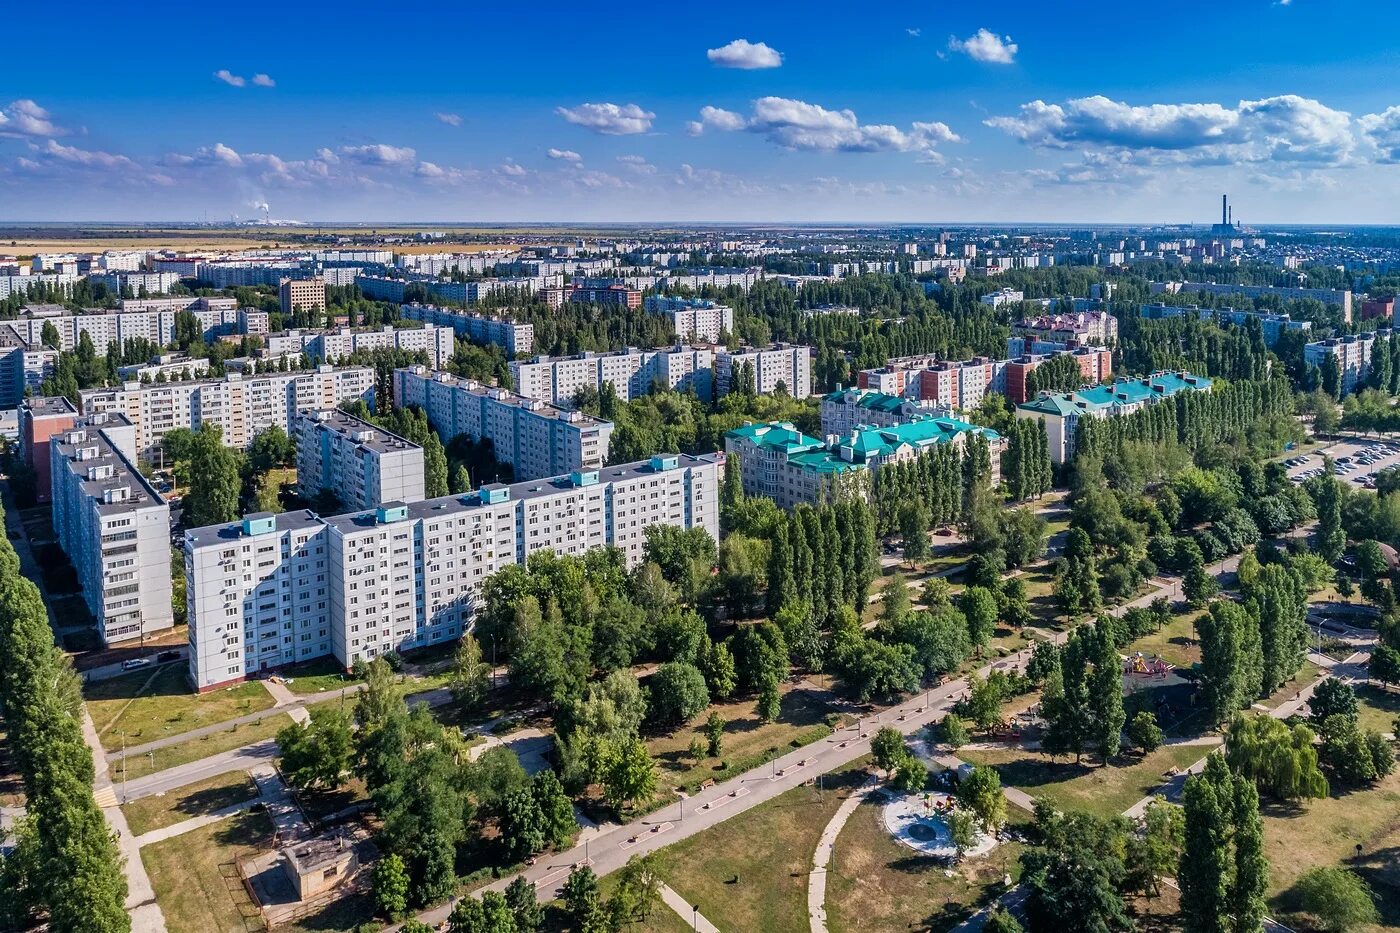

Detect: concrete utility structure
[294, 409, 425, 512]
[394, 365, 612, 481]
[184, 453, 721, 690]
[1016, 370, 1213, 464]
[51, 412, 173, 644]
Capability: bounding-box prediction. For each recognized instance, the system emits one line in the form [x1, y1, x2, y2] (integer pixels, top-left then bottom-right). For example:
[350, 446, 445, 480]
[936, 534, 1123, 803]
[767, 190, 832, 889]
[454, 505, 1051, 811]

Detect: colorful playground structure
[1123, 652, 1174, 678]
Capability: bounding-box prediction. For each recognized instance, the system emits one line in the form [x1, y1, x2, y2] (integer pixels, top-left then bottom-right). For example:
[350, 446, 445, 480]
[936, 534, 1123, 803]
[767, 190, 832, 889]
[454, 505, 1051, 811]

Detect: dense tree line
[0, 498, 129, 931]
[1002, 418, 1055, 501]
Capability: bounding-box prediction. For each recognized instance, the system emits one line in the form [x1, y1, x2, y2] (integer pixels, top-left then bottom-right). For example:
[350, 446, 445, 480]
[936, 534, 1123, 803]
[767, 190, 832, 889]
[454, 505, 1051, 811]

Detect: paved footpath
[659, 883, 719, 932]
[807, 777, 879, 933]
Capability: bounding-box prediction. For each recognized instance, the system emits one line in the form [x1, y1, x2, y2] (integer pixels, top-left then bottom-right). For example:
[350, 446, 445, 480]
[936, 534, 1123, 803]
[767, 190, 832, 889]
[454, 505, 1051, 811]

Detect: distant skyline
[5, 0, 1400, 224]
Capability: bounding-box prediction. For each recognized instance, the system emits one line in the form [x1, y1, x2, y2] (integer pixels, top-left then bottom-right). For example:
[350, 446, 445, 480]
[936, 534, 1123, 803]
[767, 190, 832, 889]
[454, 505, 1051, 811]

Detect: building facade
[51, 412, 173, 645]
[1012, 310, 1118, 347]
[184, 453, 721, 690]
[819, 388, 952, 437]
[397, 303, 534, 356]
[1016, 370, 1213, 464]
[79, 365, 376, 460]
[643, 296, 735, 343]
[294, 409, 425, 511]
[1304, 330, 1393, 396]
[18, 396, 78, 504]
[279, 278, 327, 317]
[394, 365, 612, 480]
[265, 324, 456, 369]
[509, 345, 715, 405]
[715, 344, 813, 397]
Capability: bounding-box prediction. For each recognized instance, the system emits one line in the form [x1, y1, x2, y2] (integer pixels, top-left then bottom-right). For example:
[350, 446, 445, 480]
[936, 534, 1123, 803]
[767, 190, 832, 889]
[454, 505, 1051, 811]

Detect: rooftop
[297, 409, 420, 456]
[22, 395, 77, 417]
[1018, 370, 1212, 416]
[397, 366, 611, 427]
[53, 413, 165, 516]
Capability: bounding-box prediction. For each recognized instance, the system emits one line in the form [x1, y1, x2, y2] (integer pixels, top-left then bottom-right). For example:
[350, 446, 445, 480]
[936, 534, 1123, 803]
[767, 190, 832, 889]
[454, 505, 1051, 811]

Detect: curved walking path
[807, 776, 879, 933]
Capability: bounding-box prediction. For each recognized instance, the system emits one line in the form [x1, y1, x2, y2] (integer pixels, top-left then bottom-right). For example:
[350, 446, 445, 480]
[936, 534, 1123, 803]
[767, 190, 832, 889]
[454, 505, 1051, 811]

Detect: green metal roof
[1017, 371, 1211, 416]
[822, 389, 908, 414]
[723, 421, 824, 453]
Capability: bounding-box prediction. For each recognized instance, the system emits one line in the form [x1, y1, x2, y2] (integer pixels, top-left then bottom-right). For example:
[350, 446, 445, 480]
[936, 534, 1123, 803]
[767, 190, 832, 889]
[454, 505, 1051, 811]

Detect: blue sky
[4, 0, 1400, 224]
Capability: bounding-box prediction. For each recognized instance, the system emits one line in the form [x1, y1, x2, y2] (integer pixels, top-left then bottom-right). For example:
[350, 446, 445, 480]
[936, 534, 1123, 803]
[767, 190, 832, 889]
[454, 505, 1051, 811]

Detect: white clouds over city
[688, 97, 958, 155]
[706, 39, 783, 69]
[555, 102, 655, 135]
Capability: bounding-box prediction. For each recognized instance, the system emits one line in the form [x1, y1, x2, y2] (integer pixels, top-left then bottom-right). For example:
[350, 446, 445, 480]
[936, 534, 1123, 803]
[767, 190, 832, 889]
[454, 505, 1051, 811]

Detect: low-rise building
[725, 417, 1002, 509]
[294, 409, 425, 511]
[1016, 370, 1213, 464]
[394, 365, 612, 480]
[51, 412, 173, 644]
[979, 288, 1025, 308]
[184, 452, 721, 689]
[79, 366, 376, 460]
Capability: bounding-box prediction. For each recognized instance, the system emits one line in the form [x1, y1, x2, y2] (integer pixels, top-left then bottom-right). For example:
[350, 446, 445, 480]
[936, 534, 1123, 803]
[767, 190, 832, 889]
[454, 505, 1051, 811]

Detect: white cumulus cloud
[213, 69, 246, 87]
[555, 102, 655, 135]
[706, 39, 783, 70]
[251, 73, 275, 87]
[436, 112, 462, 127]
[339, 144, 417, 165]
[947, 29, 1018, 64]
[547, 148, 582, 162]
[0, 99, 66, 138]
[689, 97, 958, 155]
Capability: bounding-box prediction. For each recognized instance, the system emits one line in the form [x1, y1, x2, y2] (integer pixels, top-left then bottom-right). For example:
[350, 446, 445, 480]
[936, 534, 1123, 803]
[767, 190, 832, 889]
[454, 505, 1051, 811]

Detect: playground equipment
[1124, 652, 1173, 678]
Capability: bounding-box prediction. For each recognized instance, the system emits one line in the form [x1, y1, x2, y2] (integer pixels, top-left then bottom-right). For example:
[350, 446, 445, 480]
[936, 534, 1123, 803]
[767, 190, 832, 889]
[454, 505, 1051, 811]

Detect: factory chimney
[1221, 194, 1228, 226]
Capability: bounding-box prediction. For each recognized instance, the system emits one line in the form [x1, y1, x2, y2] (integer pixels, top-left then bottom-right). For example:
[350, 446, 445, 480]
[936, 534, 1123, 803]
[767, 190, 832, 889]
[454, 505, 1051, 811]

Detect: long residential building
[263, 323, 456, 368]
[1012, 310, 1118, 347]
[394, 365, 612, 480]
[725, 416, 1002, 509]
[1016, 370, 1213, 464]
[715, 344, 813, 397]
[0, 324, 58, 408]
[398, 303, 534, 356]
[294, 409, 425, 511]
[820, 388, 953, 437]
[510, 346, 715, 405]
[5, 297, 254, 352]
[184, 452, 721, 690]
[1151, 280, 1353, 322]
[51, 411, 173, 645]
[858, 345, 1113, 407]
[79, 365, 376, 460]
[1303, 329, 1394, 396]
[1138, 303, 1312, 346]
[643, 296, 735, 343]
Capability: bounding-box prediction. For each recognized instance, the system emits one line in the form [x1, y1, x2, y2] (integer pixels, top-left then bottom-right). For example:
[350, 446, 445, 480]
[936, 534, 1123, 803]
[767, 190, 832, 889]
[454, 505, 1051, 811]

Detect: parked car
[121, 657, 153, 671]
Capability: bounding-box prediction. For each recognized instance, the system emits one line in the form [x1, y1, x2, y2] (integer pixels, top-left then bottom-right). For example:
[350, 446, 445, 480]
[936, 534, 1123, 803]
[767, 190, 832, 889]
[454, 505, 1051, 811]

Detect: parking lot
[1283, 437, 1400, 490]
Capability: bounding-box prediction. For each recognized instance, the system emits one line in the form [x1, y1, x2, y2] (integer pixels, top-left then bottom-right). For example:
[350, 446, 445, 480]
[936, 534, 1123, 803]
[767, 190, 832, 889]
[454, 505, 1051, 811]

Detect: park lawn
[1355, 684, 1400, 736]
[659, 761, 871, 933]
[826, 795, 1024, 933]
[114, 713, 293, 782]
[647, 683, 842, 795]
[1126, 608, 1205, 669]
[957, 743, 1210, 819]
[276, 656, 358, 696]
[141, 808, 275, 933]
[121, 771, 260, 837]
[1262, 768, 1400, 931]
[1257, 660, 1324, 711]
[85, 665, 276, 751]
[987, 625, 1034, 658]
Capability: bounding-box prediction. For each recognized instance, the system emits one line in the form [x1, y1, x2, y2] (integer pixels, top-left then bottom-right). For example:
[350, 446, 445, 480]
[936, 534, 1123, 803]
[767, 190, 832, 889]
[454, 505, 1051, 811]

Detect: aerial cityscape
[4, 3, 1400, 933]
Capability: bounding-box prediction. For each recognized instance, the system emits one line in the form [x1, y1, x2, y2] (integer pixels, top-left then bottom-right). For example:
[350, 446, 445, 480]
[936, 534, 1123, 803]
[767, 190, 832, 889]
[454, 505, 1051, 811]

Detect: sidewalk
[660, 883, 719, 933]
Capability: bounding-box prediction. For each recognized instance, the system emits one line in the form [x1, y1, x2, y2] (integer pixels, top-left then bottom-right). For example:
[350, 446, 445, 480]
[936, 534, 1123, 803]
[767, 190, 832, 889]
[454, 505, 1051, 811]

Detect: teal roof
[1017, 371, 1211, 417]
[840, 417, 1000, 463]
[823, 389, 908, 414]
[724, 421, 825, 453]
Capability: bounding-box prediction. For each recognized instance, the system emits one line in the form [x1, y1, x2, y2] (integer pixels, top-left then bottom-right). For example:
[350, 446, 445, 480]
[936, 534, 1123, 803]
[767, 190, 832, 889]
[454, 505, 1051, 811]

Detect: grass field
[1258, 660, 1324, 711]
[86, 665, 275, 751]
[1262, 768, 1400, 931]
[1355, 684, 1400, 736]
[113, 713, 293, 782]
[121, 771, 259, 837]
[659, 760, 871, 933]
[826, 795, 1024, 933]
[141, 808, 275, 933]
[957, 743, 1211, 819]
[647, 683, 841, 795]
[1126, 609, 1205, 669]
[276, 657, 359, 696]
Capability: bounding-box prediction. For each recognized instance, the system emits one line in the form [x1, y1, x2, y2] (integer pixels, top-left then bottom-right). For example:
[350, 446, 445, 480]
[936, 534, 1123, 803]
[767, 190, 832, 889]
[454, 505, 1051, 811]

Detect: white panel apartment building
[394, 365, 612, 480]
[50, 412, 174, 645]
[263, 324, 456, 368]
[80, 365, 376, 459]
[510, 346, 715, 405]
[1304, 329, 1392, 396]
[294, 409, 426, 511]
[7, 297, 249, 352]
[715, 344, 814, 397]
[643, 296, 735, 343]
[184, 453, 721, 689]
[397, 303, 534, 356]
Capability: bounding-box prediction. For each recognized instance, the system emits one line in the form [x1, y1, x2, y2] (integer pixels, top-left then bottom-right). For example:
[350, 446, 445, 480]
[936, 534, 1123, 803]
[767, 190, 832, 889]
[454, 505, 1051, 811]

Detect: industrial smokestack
[1222, 194, 1228, 226]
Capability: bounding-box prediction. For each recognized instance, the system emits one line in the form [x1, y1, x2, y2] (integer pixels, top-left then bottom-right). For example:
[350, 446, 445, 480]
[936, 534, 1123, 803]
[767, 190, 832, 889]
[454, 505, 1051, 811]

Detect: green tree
[562, 865, 603, 931]
[1088, 620, 1126, 764]
[1021, 811, 1132, 933]
[450, 633, 492, 710]
[499, 786, 546, 861]
[649, 662, 710, 724]
[947, 808, 980, 861]
[957, 764, 1006, 831]
[900, 500, 931, 565]
[704, 713, 725, 757]
[1198, 600, 1264, 726]
[532, 769, 577, 850]
[1292, 867, 1380, 933]
[1314, 467, 1346, 564]
[1126, 800, 1184, 901]
[936, 713, 970, 749]
[372, 853, 410, 919]
[958, 586, 999, 657]
[1225, 714, 1328, 801]
[964, 673, 1005, 732]
[603, 737, 657, 812]
[1055, 527, 1101, 617]
[505, 875, 543, 932]
[276, 706, 353, 792]
[983, 908, 1024, 933]
[188, 423, 242, 526]
[871, 726, 907, 774]
[1126, 710, 1164, 754]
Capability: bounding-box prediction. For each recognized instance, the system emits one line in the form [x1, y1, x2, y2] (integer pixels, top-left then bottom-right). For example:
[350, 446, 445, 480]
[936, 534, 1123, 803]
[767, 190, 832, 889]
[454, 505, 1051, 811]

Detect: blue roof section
[728, 415, 997, 472]
[822, 388, 908, 414]
[724, 421, 825, 453]
[1016, 371, 1211, 416]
